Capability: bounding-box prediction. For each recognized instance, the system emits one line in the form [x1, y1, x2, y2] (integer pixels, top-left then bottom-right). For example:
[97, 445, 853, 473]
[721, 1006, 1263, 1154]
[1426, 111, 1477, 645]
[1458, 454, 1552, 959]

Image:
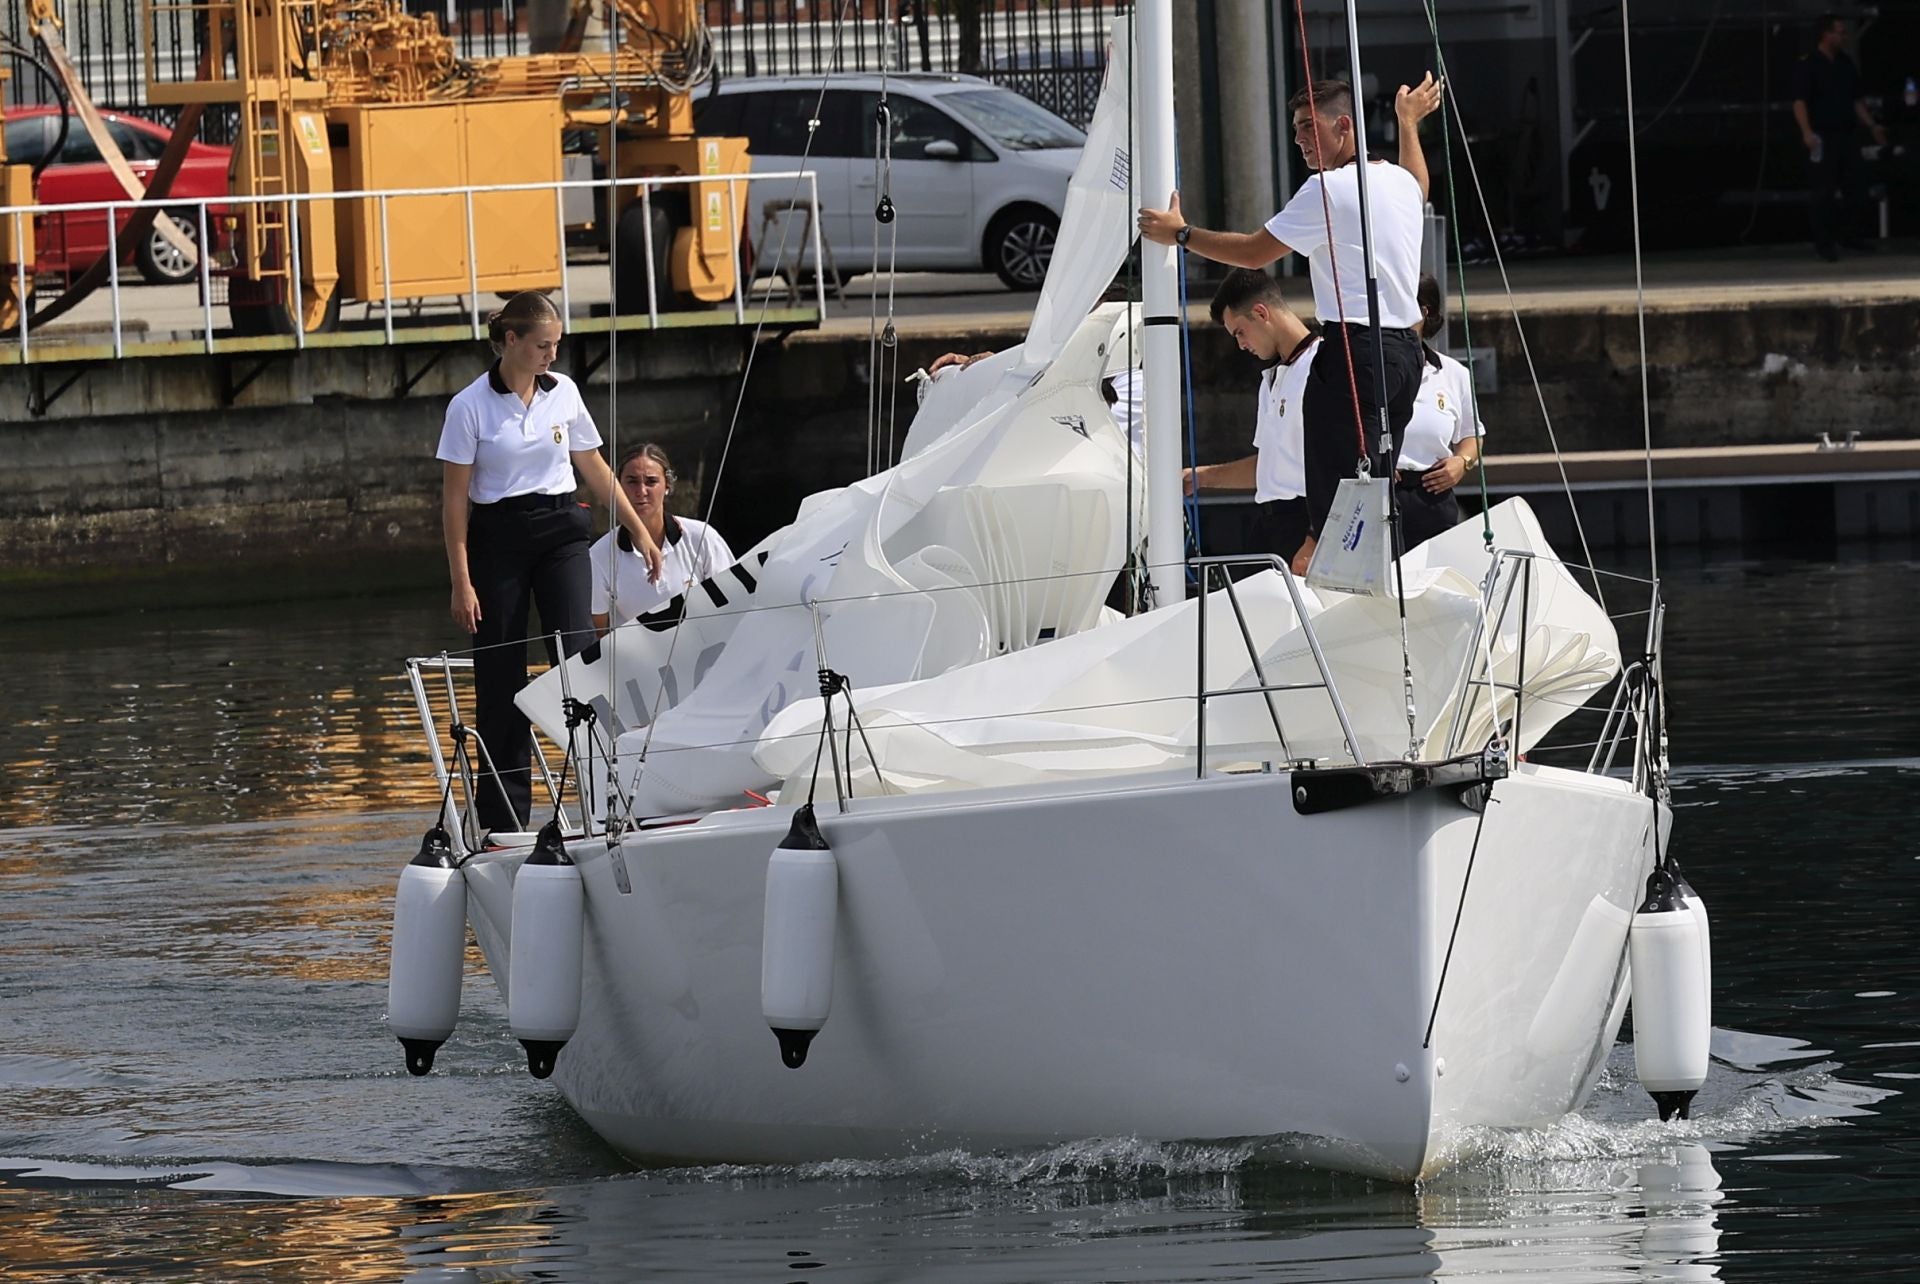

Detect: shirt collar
[618, 515, 684, 553]
[488, 360, 558, 396]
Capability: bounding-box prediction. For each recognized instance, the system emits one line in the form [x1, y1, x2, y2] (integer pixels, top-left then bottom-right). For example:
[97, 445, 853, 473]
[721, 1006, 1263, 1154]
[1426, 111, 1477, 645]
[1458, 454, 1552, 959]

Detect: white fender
[761, 804, 838, 1069]
[507, 822, 584, 1079]
[1630, 867, 1711, 1120]
[386, 824, 467, 1076]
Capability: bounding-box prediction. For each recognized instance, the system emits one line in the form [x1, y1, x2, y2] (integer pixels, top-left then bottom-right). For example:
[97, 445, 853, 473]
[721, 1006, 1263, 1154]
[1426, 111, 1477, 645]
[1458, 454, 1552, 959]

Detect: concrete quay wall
[1, 291, 1915, 618]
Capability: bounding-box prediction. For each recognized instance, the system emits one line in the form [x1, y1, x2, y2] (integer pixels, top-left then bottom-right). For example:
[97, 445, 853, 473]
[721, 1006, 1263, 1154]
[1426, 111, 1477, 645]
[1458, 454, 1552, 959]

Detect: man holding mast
[1140, 74, 1441, 572]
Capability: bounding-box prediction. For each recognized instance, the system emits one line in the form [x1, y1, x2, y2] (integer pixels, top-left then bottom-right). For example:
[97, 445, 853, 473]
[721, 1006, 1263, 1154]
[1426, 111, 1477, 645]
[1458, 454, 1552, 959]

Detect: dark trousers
[1301, 324, 1423, 535]
[467, 496, 596, 832]
[1809, 130, 1869, 250]
[1257, 496, 1310, 562]
[1393, 474, 1463, 551]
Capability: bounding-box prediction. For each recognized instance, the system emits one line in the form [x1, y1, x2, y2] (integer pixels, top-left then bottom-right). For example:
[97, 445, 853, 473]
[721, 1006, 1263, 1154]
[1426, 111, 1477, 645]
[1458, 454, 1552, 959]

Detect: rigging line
[631, 0, 868, 773]
[1419, 37, 1609, 615]
[1422, 780, 1496, 1049]
[1618, 0, 1659, 587]
[1418, 1, 1493, 546]
[1122, 3, 1142, 612]
[1288, 0, 1369, 465]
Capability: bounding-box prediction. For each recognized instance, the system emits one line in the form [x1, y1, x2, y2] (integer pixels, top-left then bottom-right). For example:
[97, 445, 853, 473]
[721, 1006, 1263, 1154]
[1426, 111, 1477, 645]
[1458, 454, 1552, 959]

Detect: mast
[1341, 0, 1394, 470]
[1138, 0, 1185, 605]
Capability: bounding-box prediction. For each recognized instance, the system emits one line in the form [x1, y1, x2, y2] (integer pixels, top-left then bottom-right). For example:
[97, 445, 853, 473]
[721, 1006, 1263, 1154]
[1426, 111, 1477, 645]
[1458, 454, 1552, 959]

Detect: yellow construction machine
[126, 0, 747, 333]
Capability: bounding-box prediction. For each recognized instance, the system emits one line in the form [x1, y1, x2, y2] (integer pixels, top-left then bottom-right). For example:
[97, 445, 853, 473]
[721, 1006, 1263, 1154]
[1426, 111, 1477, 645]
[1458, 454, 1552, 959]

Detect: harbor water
[0, 550, 1916, 1280]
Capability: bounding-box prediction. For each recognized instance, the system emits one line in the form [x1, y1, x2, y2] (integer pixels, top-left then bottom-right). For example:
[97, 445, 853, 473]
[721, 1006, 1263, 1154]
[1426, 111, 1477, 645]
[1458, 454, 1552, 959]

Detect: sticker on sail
[1109, 148, 1131, 193]
[1052, 414, 1089, 439]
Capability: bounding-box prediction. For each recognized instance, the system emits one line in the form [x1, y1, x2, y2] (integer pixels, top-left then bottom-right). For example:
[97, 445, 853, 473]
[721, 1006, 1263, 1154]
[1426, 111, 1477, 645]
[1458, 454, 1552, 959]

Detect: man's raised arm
[1396, 73, 1443, 201]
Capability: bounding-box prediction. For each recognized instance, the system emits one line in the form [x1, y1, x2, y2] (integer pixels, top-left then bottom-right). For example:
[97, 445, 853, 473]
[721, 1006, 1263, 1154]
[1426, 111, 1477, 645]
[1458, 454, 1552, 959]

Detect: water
[1, 553, 1917, 1280]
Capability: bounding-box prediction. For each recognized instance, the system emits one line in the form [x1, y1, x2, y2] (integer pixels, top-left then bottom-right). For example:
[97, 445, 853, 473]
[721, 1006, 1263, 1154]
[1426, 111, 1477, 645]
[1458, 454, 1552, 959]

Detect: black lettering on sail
[702, 577, 729, 608]
[730, 562, 758, 594]
[639, 593, 687, 632]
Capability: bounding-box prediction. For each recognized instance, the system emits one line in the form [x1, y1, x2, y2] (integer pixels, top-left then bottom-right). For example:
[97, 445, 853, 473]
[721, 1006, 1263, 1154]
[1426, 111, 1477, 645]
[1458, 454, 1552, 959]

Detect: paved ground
[16, 238, 1919, 351]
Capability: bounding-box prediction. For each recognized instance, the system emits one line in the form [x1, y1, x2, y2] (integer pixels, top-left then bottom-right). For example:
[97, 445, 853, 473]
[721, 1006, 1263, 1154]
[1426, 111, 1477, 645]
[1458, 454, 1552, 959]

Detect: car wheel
[135, 210, 202, 285]
[986, 205, 1058, 291]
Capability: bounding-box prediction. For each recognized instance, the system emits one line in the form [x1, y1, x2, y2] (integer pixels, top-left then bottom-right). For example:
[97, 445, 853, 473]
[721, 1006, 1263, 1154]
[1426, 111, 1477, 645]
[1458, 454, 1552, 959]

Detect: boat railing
[1, 168, 826, 363]
[405, 652, 586, 849]
[1186, 554, 1366, 778]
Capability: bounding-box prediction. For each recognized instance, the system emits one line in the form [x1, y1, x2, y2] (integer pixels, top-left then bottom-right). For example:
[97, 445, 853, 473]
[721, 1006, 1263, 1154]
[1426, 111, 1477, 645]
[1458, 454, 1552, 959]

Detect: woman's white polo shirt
[437, 365, 602, 503]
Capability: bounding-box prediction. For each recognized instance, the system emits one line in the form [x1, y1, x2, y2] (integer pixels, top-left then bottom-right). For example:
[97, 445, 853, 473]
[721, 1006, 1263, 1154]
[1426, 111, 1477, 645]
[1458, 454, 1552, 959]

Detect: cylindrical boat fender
[386, 822, 467, 1076]
[1629, 866, 1711, 1121]
[507, 819, 584, 1080]
[1672, 859, 1713, 1018]
[761, 804, 838, 1069]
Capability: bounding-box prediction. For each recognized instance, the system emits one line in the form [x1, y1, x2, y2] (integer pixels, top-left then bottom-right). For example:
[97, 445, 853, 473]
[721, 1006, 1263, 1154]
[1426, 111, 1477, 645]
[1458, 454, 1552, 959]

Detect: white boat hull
[463, 762, 1656, 1181]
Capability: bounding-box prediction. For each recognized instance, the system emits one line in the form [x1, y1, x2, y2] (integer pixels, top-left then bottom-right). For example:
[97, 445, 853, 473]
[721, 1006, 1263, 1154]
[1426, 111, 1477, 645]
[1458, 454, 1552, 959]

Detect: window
[732, 89, 860, 160]
[940, 89, 1083, 151]
[59, 127, 102, 165]
[691, 92, 744, 138]
[2, 116, 54, 167]
[859, 94, 991, 163]
[107, 119, 161, 161]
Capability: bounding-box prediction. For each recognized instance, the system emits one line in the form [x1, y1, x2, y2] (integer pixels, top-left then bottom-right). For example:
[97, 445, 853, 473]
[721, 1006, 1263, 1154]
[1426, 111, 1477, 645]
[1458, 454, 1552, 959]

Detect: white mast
[1138, 0, 1185, 605]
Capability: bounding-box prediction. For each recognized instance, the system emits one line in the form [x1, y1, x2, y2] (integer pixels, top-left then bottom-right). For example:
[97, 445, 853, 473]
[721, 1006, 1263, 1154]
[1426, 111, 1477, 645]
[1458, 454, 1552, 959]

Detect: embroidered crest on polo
[554, 428, 564, 444]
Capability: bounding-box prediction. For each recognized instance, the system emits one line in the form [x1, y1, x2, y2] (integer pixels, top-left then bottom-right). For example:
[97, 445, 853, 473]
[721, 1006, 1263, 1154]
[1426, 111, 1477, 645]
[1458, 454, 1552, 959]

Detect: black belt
[476, 492, 573, 512]
[1394, 468, 1438, 485]
[1328, 322, 1421, 342]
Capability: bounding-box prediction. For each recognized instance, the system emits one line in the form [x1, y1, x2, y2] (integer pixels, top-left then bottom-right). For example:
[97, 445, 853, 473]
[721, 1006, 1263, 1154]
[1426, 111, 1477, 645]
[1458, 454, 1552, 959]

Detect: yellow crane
[125, 0, 745, 333]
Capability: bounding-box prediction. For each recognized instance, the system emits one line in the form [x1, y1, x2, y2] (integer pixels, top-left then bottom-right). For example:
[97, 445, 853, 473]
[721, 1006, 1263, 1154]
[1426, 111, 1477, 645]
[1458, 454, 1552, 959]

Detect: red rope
[1290, 0, 1370, 467]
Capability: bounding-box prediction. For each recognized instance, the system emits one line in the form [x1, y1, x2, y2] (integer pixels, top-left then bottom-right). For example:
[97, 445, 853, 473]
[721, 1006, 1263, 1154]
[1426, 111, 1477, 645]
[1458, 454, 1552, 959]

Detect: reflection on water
[0, 558, 1915, 1279]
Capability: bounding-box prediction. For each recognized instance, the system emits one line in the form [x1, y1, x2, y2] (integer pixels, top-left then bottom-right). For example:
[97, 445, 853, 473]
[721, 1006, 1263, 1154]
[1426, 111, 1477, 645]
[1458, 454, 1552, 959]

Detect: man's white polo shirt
[1252, 334, 1319, 503]
[436, 364, 602, 503]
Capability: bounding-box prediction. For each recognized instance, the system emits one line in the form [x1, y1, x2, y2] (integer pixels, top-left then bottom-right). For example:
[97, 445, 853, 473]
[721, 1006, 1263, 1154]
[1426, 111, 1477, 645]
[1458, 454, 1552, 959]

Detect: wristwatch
[1175, 224, 1192, 248]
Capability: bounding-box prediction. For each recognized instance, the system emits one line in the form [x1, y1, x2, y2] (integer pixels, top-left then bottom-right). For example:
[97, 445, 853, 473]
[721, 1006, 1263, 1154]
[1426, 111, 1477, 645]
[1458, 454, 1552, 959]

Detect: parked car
[694, 73, 1084, 290]
[2, 106, 232, 285]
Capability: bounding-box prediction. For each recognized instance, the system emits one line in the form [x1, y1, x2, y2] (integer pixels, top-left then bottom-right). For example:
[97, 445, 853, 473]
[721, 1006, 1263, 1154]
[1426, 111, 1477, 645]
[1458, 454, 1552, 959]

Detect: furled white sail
[753, 499, 1620, 798]
[516, 303, 1143, 815]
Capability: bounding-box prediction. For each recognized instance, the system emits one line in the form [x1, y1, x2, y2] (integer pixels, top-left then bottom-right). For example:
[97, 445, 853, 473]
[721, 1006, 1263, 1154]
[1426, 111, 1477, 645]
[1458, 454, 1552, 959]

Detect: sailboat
[385, 1, 1707, 1180]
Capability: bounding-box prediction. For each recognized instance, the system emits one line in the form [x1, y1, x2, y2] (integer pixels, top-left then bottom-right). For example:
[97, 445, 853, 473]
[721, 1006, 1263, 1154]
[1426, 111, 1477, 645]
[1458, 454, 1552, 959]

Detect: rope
[1415, 15, 1608, 613]
[1619, 0, 1660, 587]
[1417, 5, 1493, 547]
[866, 0, 902, 478]
[1287, 0, 1369, 466]
[628, 0, 868, 780]
[1423, 780, 1497, 1048]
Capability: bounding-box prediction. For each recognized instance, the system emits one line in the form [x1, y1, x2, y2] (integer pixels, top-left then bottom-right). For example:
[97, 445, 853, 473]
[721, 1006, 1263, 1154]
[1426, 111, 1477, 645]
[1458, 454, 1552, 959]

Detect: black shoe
[1815, 243, 1840, 263]
[1842, 238, 1876, 253]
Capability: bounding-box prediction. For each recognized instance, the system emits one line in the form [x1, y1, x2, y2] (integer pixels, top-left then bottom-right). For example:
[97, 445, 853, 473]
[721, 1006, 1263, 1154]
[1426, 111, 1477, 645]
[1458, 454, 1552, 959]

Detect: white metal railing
[2, 169, 828, 361]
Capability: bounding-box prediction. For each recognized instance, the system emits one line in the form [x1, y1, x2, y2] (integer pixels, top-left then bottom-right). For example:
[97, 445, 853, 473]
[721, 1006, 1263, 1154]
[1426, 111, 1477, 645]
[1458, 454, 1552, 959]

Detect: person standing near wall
[437, 291, 662, 836]
[1395, 274, 1484, 550]
[1793, 13, 1888, 262]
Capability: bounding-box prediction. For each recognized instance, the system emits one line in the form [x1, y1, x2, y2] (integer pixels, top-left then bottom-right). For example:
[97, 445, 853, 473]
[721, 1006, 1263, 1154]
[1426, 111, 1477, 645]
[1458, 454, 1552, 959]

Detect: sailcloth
[754, 499, 1621, 797]
[516, 304, 1143, 815]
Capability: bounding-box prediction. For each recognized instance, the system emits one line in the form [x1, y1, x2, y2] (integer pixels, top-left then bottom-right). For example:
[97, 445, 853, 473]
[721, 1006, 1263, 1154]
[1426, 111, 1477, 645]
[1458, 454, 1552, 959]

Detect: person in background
[1139, 73, 1443, 574]
[1182, 269, 1320, 564]
[1792, 13, 1888, 262]
[437, 291, 660, 836]
[589, 442, 735, 633]
[1395, 274, 1484, 550]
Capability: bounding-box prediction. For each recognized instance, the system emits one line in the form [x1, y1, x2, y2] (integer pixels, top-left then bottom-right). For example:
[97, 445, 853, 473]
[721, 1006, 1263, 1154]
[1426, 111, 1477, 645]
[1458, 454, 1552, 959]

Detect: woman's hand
[450, 581, 482, 633]
[1423, 456, 1468, 493]
[627, 522, 664, 583]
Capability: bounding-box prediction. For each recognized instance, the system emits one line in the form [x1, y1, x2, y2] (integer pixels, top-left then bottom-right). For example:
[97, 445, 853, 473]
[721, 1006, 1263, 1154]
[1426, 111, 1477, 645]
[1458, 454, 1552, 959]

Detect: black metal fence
[4, 0, 1123, 130]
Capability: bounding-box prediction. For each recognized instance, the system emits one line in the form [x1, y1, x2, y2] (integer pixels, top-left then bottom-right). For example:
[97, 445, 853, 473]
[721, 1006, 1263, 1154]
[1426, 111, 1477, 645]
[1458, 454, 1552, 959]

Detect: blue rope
[1176, 243, 1203, 571]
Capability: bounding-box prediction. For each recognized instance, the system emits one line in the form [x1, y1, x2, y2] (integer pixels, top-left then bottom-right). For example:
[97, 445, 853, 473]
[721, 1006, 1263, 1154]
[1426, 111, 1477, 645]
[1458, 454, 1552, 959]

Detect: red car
[2, 106, 232, 285]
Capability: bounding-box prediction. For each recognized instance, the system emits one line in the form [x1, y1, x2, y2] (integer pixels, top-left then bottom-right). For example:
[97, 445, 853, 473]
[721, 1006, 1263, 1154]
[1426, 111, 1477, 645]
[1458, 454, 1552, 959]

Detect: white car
[694, 73, 1084, 290]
